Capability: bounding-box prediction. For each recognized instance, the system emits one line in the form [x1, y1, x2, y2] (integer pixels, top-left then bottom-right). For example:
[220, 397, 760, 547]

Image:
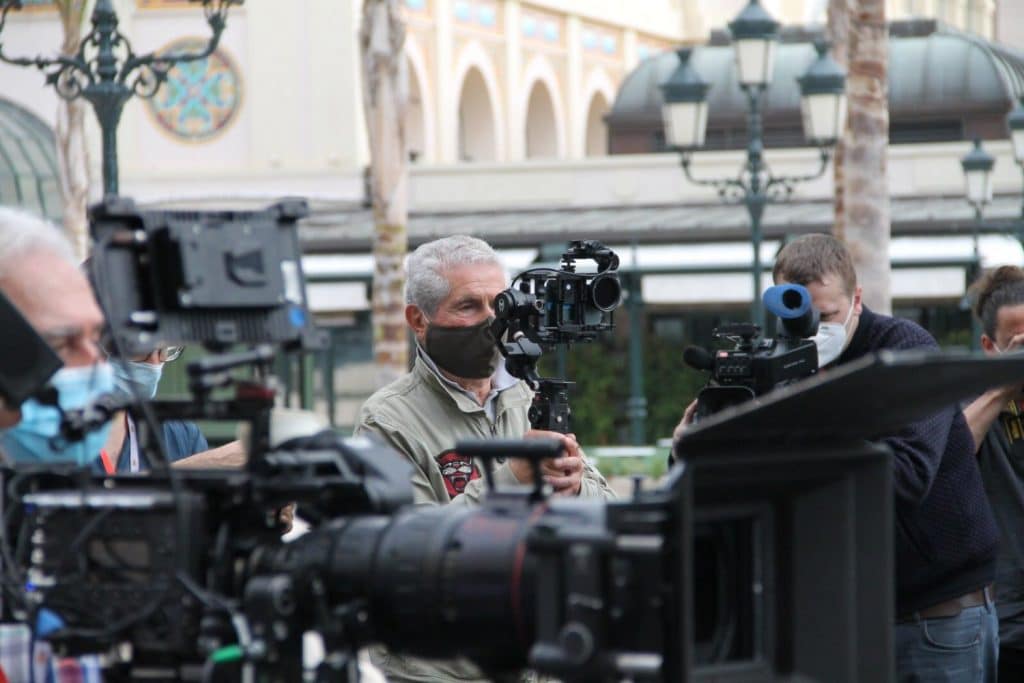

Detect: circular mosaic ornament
[146, 37, 242, 143]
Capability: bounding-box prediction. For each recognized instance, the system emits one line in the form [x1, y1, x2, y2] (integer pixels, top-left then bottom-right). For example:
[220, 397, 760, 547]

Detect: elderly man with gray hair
[356, 235, 615, 680]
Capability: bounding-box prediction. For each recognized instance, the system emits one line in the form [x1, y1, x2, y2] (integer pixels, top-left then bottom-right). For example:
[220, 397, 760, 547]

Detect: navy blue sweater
[838, 307, 998, 615]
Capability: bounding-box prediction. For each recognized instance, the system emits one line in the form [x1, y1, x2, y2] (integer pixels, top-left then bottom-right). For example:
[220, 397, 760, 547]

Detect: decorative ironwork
[0, 0, 242, 195]
[673, 84, 833, 327]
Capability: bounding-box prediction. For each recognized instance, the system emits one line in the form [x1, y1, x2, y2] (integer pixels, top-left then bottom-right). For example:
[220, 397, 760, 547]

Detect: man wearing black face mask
[356, 235, 614, 508]
[355, 235, 614, 681]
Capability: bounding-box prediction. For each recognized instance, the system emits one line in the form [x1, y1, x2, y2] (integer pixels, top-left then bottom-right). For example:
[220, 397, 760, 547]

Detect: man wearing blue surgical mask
[97, 345, 249, 472]
[0, 208, 111, 467]
[98, 346, 206, 473]
[772, 234, 1000, 682]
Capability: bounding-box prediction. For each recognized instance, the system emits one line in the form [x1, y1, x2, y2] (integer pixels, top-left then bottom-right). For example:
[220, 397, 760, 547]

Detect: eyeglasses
[101, 338, 184, 363]
[147, 346, 184, 363]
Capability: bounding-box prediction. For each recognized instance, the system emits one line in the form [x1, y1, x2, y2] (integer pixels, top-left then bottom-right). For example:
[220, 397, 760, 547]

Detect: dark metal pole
[88, 0, 128, 196]
[1019, 165, 1024, 247]
[970, 207, 983, 351]
[626, 260, 647, 445]
[745, 86, 767, 329]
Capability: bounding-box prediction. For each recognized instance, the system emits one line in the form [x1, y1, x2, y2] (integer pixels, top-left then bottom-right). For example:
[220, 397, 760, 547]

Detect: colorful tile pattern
[145, 37, 242, 143]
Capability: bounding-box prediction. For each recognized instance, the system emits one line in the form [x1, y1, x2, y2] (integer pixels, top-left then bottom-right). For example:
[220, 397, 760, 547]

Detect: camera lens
[589, 273, 621, 312]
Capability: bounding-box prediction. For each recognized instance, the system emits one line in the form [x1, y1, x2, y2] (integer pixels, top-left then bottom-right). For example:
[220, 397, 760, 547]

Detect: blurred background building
[1, 0, 1022, 444]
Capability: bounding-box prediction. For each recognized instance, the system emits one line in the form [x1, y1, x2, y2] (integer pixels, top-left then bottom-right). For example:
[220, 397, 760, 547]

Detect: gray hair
[0, 207, 76, 280]
[405, 235, 502, 316]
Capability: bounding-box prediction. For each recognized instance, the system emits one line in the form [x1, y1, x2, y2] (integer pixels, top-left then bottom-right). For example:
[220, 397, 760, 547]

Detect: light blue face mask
[0, 363, 115, 466]
[111, 359, 163, 402]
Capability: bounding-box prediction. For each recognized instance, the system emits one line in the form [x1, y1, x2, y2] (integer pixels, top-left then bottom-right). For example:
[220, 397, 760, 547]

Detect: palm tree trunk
[55, 0, 93, 260]
[827, 0, 851, 241]
[361, 0, 410, 386]
[843, 0, 891, 314]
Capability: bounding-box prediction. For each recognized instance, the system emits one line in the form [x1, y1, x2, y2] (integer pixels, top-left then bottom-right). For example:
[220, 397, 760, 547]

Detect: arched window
[457, 67, 498, 162]
[524, 82, 558, 159]
[584, 92, 610, 157]
[406, 57, 426, 162]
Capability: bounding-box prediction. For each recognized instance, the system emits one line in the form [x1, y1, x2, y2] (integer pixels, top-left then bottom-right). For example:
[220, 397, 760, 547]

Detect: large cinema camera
[684, 284, 820, 420]
[492, 240, 621, 432]
[1, 200, 687, 683]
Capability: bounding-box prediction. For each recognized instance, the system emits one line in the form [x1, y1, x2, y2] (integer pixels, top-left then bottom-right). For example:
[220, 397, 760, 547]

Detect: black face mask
[424, 317, 499, 379]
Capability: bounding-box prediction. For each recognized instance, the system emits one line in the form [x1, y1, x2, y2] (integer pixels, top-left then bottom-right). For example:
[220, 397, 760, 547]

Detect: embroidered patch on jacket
[436, 450, 480, 498]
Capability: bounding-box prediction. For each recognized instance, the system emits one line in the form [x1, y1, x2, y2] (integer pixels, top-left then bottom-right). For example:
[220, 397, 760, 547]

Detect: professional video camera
[683, 284, 819, 420]
[492, 240, 621, 432]
[2, 202, 687, 683]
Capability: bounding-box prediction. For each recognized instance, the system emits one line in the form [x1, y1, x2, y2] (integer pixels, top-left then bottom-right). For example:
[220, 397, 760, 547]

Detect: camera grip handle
[454, 438, 565, 499]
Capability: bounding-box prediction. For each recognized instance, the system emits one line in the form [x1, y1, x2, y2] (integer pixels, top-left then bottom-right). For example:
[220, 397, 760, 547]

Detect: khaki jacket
[354, 356, 615, 681]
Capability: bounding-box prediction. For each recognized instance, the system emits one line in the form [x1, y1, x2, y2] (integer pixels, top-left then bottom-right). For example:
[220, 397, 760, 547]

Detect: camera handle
[499, 333, 574, 434]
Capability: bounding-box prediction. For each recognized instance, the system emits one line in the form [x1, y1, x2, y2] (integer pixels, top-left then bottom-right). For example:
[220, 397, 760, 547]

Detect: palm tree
[360, 0, 410, 386]
[829, 0, 891, 314]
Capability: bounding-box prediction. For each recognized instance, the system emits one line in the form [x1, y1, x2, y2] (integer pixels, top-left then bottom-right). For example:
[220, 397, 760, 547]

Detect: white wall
[407, 140, 1024, 211]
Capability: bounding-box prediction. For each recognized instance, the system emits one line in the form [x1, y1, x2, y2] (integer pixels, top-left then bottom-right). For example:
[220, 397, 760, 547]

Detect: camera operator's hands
[507, 430, 584, 496]
[172, 439, 247, 469]
[672, 399, 699, 443]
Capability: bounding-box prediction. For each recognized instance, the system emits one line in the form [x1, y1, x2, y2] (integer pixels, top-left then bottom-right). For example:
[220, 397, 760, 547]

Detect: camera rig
[492, 240, 621, 433]
[684, 284, 820, 419]
[1, 203, 688, 682]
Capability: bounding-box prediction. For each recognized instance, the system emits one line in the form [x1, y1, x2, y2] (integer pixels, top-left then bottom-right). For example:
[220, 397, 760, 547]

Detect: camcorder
[684, 284, 820, 420]
[492, 240, 622, 432]
[0, 200, 688, 683]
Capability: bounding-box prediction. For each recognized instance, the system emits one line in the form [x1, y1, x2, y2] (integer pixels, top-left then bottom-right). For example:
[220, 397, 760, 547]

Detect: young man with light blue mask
[97, 344, 254, 473]
[97, 345, 213, 473]
[0, 208, 112, 467]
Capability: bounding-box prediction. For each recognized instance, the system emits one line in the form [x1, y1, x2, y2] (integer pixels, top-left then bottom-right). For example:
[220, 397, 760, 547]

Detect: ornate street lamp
[797, 41, 847, 147]
[728, 0, 780, 88]
[960, 137, 995, 349]
[0, 0, 242, 197]
[962, 138, 996, 218]
[660, 0, 845, 328]
[660, 48, 709, 150]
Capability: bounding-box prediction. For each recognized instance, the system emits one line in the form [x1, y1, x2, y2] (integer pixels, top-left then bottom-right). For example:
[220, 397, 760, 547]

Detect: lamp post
[0, 0, 241, 197]
[660, 0, 846, 329]
[1006, 97, 1024, 235]
[960, 137, 995, 350]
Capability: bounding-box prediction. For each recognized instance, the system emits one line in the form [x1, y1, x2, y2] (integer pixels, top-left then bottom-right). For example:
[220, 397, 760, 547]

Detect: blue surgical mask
[111, 359, 163, 402]
[0, 363, 115, 466]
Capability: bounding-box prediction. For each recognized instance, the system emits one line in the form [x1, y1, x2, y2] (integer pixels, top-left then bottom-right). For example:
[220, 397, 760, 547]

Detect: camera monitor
[0, 290, 62, 406]
[87, 196, 322, 356]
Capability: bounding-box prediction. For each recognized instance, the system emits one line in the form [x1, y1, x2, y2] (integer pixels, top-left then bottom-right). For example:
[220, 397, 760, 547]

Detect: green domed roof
[0, 98, 60, 220]
[608, 21, 1024, 152]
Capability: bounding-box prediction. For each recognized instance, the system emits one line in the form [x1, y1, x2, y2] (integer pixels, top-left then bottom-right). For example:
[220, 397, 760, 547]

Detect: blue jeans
[895, 602, 1000, 682]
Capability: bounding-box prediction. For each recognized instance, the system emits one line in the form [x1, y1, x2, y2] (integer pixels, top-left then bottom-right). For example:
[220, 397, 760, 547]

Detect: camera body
[493, 240, 621, 347]
[492, 241, 622, 432]
[690, 284, 820, 419]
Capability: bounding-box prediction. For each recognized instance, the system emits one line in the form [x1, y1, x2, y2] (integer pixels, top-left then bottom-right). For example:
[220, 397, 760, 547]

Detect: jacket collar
[413, 348, 531, 415]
